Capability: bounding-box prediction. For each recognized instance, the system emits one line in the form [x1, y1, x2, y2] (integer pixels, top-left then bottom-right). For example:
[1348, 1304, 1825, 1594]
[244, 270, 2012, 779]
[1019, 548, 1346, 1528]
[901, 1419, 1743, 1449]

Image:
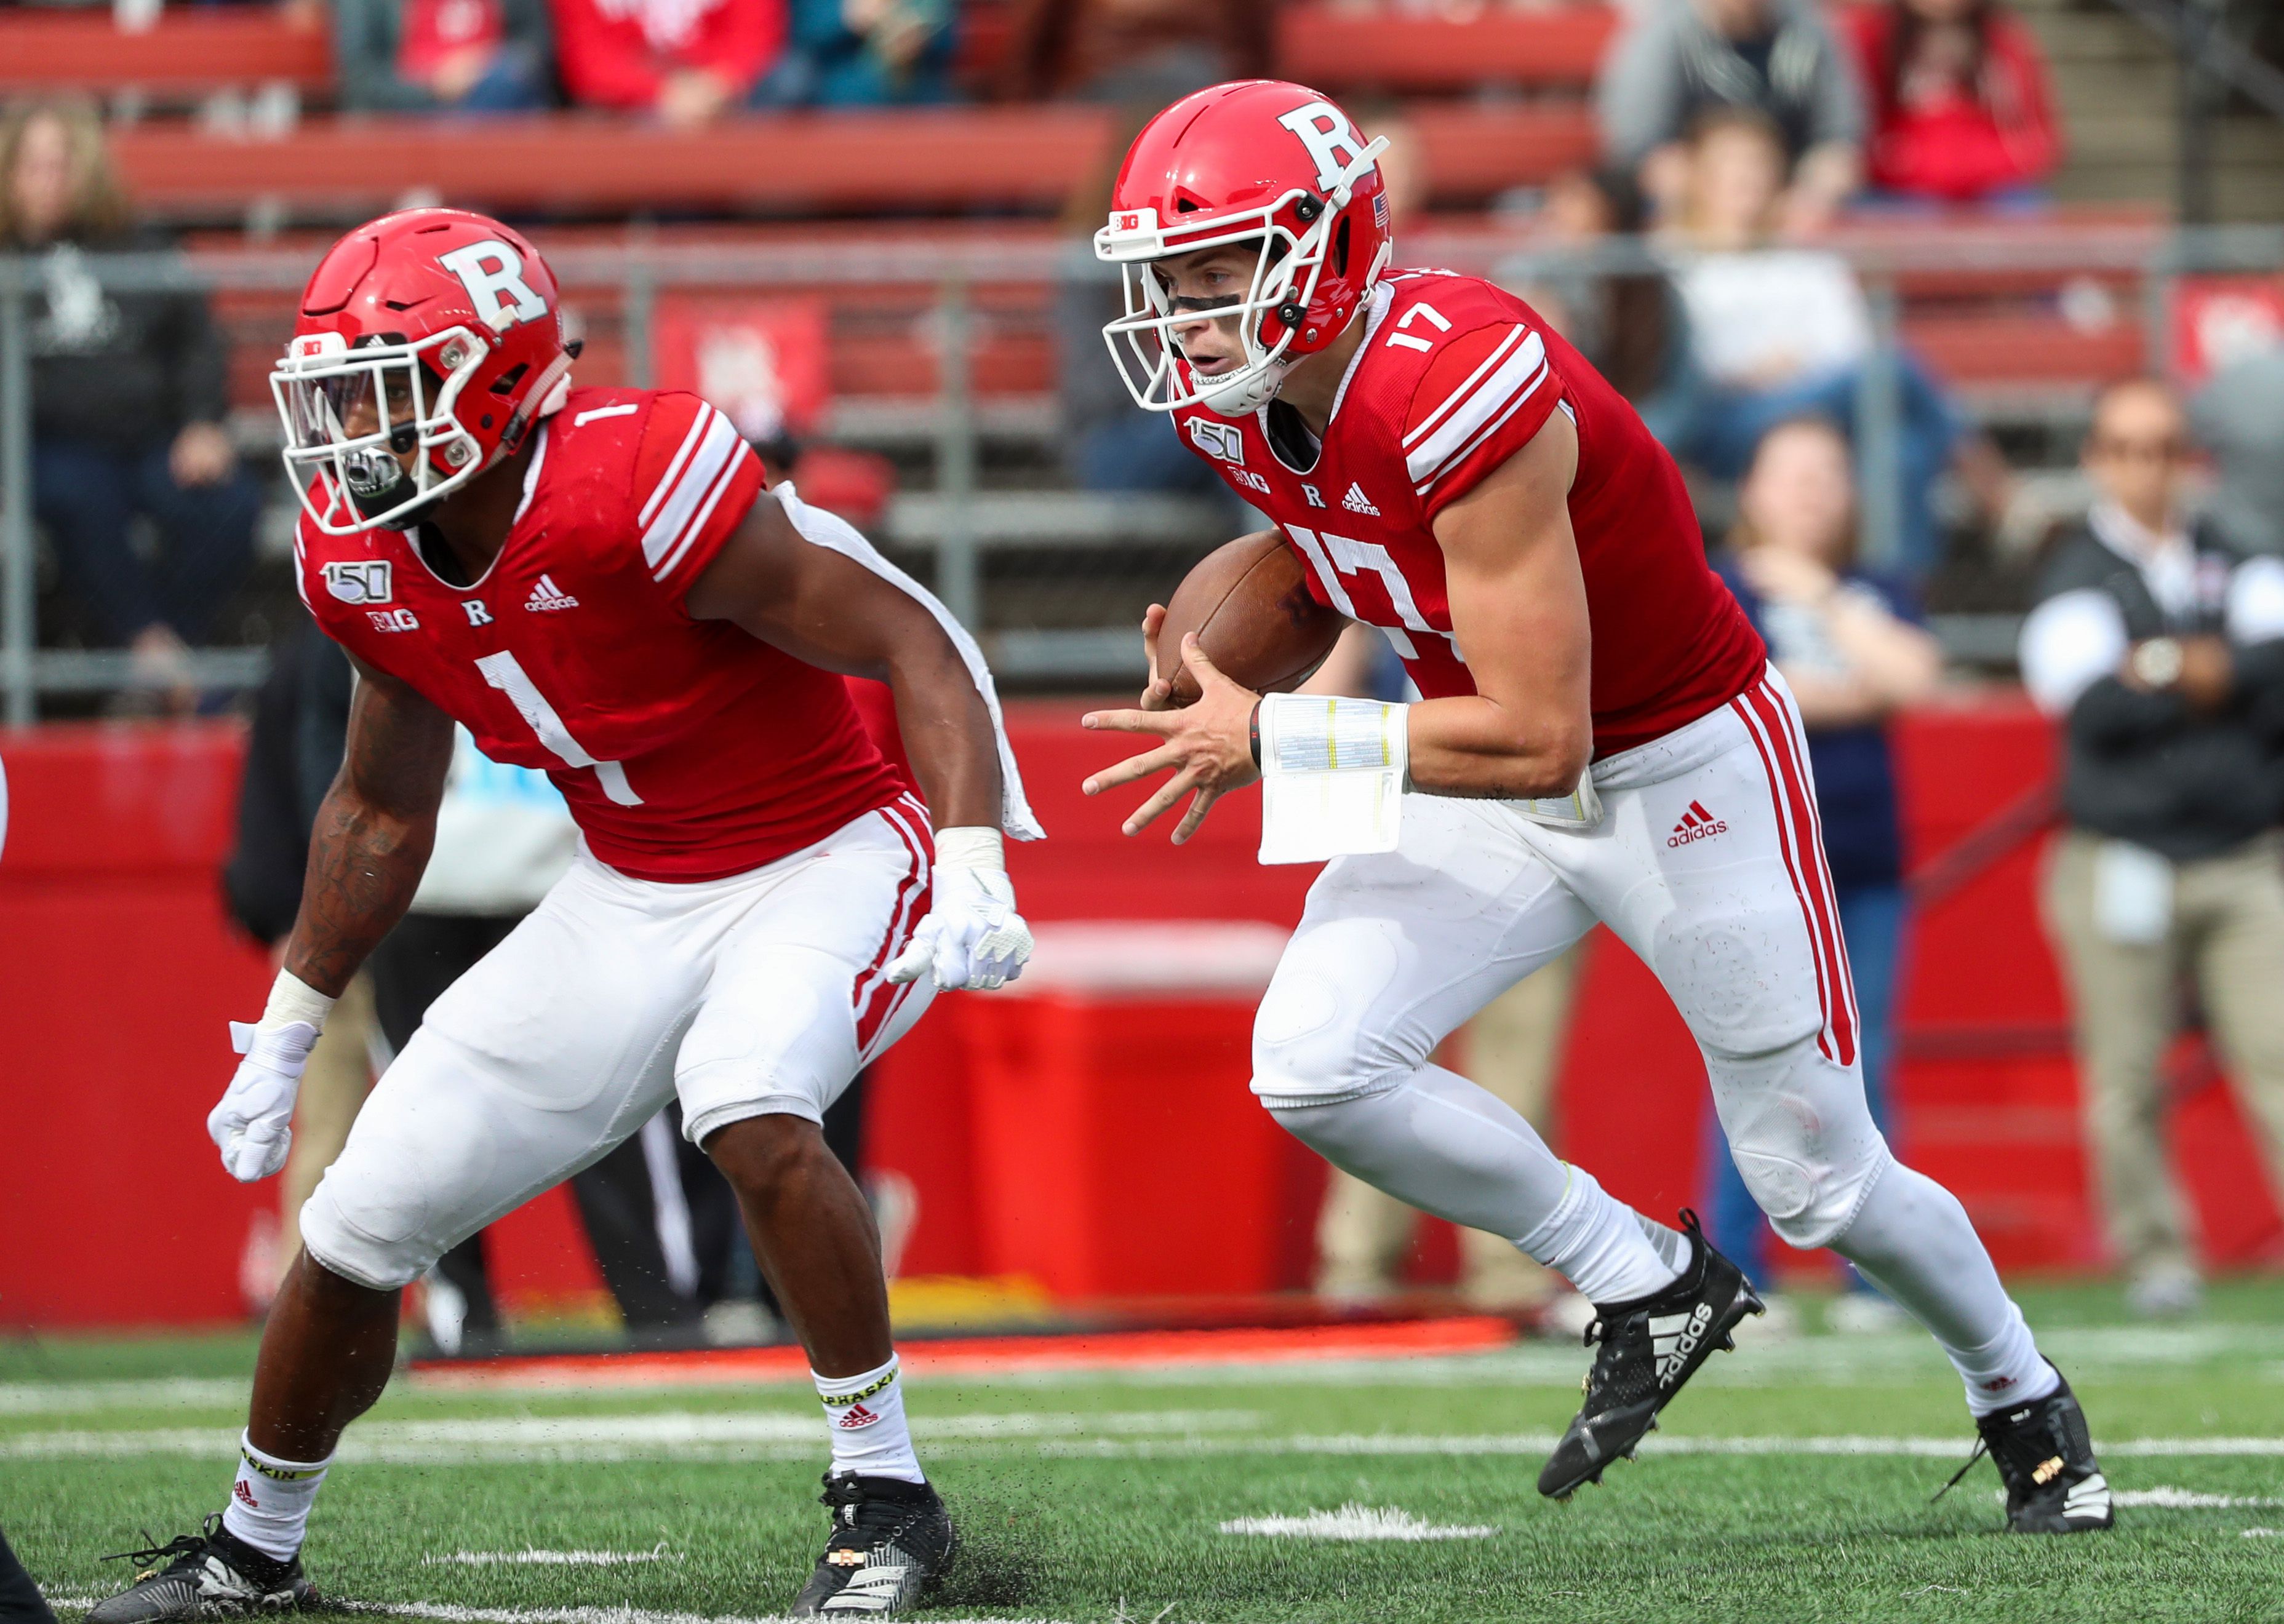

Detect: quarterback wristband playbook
[1255, 693, 1408, 864]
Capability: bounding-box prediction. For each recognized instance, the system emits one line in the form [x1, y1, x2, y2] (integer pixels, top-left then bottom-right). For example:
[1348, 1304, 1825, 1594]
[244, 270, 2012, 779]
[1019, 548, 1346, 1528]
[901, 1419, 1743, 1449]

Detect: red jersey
[1173, 271, 1765, 758]
[548, 0, 786, 109]
[295, 386, 904, 882]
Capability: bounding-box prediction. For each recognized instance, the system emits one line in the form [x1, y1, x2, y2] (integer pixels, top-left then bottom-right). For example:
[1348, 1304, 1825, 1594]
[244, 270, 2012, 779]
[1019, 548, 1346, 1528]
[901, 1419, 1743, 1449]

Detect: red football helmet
[272, 208, 575, 534]
[1095, 80, 1392, 418]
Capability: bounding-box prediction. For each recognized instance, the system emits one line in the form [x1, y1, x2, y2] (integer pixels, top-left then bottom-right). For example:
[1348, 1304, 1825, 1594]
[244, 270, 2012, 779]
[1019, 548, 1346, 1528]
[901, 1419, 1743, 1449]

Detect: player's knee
[1714, 1038, 1892, 1250]
[1728, 1131, 1893, 1251]
[299, 1104, 502, 1291]
[700, 1110, 823, 1193]
[1250, 968, 1399, 1106]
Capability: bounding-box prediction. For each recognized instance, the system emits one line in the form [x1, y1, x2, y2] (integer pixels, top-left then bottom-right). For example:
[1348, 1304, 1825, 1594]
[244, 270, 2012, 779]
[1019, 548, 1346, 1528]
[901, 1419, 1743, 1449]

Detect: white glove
[209, 1019, 322, 1183]
[887, 851, 1034, 992]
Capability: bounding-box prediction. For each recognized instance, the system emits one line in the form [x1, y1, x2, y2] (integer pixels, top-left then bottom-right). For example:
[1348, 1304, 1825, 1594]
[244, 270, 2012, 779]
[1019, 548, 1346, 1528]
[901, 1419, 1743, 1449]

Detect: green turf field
[7, 1282, 2283, 1624]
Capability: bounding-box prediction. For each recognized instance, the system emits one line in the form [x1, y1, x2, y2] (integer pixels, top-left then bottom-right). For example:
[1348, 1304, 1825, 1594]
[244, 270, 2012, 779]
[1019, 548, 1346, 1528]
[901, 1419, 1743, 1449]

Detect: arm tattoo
[282, 674, 453, 997]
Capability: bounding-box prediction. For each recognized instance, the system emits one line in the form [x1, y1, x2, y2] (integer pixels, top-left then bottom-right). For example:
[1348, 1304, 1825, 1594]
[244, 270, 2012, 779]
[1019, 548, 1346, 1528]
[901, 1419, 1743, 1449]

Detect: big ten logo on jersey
[1231, 468, 1273, 496]
[324, 559, 393, 605]
[438, 241, 548, 332]
[368, 608, 420, 632]
[1275, 101, 1376, 195]
[1188, 418, 1246, 464]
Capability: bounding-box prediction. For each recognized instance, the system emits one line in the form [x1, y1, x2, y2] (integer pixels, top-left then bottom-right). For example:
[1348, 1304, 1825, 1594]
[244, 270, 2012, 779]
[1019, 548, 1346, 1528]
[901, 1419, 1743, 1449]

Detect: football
[1156, 530, 1344, 706]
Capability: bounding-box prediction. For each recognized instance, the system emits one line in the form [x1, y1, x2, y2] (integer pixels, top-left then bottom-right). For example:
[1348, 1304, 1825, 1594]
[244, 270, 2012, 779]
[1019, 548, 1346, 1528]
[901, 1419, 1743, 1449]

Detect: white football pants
[299, 797, 935, 1291]
[1258, 667, 2051, 1409]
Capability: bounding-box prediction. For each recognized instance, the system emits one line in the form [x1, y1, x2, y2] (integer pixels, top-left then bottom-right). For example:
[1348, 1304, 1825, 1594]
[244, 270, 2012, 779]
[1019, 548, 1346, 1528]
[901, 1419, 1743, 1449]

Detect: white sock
[815, 1356, 924, 1484]
[220, 1431, 329, 1561]
[1829, 1160, 2061, 1415]
[1516, 1166, 1683, 1305]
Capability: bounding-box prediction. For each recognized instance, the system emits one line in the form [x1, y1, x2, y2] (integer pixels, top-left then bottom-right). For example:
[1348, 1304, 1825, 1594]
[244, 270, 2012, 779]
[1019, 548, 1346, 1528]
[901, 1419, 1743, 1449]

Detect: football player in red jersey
[1082, 82, 2110, 1532]
[86, 210, 1036, 1624]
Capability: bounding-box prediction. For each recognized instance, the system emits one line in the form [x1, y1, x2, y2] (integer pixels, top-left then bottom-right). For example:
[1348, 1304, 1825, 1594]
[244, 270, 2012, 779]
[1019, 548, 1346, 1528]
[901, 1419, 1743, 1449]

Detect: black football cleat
[1937, 1367, 2115, 1533]
[1538, 1210, 1763, 1500]
[85, 1515, 314, 1623]
[790, 1470, 957, 1616]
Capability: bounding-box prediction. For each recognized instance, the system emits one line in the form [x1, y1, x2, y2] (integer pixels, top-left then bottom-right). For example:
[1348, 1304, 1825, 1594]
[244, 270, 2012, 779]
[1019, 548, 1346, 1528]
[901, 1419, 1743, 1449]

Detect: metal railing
[4, 224, 2283, 722]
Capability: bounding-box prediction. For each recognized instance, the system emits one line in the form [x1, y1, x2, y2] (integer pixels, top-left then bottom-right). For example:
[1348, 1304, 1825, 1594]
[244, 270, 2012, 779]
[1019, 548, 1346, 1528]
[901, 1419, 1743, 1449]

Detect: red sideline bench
[110, 104, 1599, 219]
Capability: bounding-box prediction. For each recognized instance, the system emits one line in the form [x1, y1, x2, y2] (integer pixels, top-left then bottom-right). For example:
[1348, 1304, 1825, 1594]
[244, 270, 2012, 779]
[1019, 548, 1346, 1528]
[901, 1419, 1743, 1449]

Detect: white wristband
[260, 969, 337, 1033]
[1255, 695, 1409, 865]
[933, 826, 1005, 872]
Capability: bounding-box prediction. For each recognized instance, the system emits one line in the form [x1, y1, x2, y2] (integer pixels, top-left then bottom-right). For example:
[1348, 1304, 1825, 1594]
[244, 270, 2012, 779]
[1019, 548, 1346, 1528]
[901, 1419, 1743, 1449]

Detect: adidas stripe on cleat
[791, 1470, 957, 1616]
[1937, 1366, 2115, 1534]
[1537, 1210, 1762, 1500]
[84, 1515, 314, 1623]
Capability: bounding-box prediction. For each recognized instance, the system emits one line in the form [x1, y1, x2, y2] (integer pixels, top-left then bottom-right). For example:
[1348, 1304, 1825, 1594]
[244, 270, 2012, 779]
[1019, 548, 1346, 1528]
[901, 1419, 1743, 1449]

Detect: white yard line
[1219, 1505, 1498, 1540]
[42, 1596, 1058, 1624]
[2111, 1487, 2284, 1508]
[12, 1415, 2284, 1465]
[4, 1322, 2277, 1416]
[424, 1548, 684, 1567]
[0, 1409, 1263, 1465]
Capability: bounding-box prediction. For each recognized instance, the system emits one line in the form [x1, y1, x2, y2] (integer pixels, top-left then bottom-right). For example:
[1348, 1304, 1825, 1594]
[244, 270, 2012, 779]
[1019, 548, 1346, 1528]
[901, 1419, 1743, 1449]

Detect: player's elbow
[1506, 724, 1591, 800]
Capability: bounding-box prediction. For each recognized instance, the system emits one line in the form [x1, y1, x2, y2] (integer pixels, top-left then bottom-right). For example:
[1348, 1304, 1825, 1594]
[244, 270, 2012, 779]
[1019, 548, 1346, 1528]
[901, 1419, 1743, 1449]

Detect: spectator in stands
[2021, 377, 2284, 1319]
[2191, 347, 2284, 559]
[332, 0, 555, 114]
[1512, 167, 1702, 448]
[999, 0, 1271, 104]
[1704, 415, 1942, 1331]
[1598, 0, 1864, 234]
[1839, 0, 2063, 206]
[756, 0, 955, 107]
[2, 97, 258, 704]
[1661, 108, 1963, 576]
[548, 0, 787, 125]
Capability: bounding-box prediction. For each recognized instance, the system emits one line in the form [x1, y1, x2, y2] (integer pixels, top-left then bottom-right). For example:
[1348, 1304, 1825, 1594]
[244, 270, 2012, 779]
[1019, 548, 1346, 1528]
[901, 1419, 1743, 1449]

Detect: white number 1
[474, 651, 642, 806]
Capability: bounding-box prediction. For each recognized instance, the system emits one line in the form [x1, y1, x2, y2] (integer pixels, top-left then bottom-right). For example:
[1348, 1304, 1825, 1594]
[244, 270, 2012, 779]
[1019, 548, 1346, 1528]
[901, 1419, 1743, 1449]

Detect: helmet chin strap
[1202, 355, 1295, 417]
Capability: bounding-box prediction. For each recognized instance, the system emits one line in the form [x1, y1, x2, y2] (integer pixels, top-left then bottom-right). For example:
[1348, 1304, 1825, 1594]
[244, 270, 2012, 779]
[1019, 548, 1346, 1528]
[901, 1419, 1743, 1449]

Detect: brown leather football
[1157, 530, 1344, 706]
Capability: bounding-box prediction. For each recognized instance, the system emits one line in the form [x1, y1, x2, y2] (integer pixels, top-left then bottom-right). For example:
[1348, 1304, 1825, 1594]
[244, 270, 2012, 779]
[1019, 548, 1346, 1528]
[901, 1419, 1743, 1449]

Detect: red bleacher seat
[0, 11, 331, 97]
[1276, 2, 1617, 94]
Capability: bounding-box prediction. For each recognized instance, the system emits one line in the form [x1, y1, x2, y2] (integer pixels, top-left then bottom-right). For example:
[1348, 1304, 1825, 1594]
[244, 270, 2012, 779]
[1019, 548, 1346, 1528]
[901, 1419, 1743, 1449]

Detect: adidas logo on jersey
[1667, 800, 1727, 847]
[1339, 482, 1380, 517]
[525, 574, 579, 612]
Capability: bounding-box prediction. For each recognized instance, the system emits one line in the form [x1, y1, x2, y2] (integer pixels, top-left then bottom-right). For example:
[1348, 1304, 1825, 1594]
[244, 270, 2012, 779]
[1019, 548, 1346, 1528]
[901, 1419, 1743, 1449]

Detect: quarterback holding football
[1083, 80, 2112, 1532]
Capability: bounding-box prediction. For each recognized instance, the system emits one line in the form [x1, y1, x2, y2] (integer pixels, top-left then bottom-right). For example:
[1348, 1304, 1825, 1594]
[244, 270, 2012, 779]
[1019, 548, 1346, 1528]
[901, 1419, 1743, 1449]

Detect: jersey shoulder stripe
[1400, 325, 1527, 451]
[638, 400, 714, 530]
[1404, 327, 1549, 488]
[641, 405, 749, 576]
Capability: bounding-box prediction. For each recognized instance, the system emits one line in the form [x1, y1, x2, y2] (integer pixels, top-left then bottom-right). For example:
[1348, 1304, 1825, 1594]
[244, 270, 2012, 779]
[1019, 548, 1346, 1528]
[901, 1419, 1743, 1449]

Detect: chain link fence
[5, 224, 2283, 722]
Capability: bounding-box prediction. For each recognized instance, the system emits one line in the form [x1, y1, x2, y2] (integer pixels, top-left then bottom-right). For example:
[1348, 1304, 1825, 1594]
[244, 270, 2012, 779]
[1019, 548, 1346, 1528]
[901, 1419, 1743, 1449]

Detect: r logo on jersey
[463, 599, 495, 627]
[1276, 101, 1376, 194]
[324, 559, 393, 605]
[438, 240, 548, 333]
[1301, 483, 1327, 508]
[1189, 418, 1246, 464]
